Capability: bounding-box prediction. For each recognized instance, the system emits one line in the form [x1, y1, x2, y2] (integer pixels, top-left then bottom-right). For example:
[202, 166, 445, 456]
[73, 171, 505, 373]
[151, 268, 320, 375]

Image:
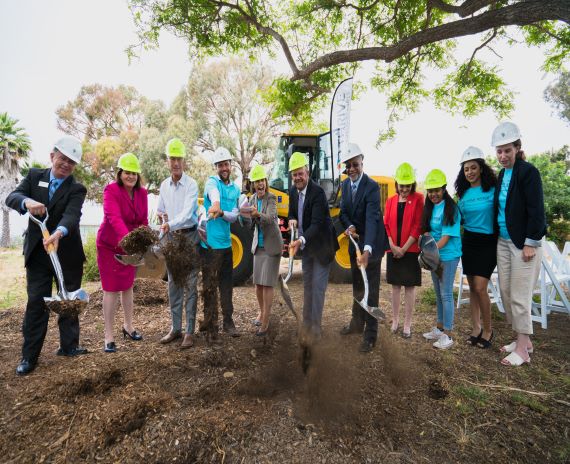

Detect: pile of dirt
[1, 275, 569, 463]
[45, 298, 88, 317]
[161, 232, 200, 287]
[119, 226, 158, 255]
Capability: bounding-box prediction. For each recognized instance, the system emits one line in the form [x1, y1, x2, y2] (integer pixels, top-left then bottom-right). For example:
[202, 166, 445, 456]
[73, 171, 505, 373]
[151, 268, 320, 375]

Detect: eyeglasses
[344, 161, 361, 169]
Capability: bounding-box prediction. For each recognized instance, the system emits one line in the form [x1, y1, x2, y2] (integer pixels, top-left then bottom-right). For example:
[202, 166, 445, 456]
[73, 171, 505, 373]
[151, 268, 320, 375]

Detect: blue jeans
[431, 257, 460, 331]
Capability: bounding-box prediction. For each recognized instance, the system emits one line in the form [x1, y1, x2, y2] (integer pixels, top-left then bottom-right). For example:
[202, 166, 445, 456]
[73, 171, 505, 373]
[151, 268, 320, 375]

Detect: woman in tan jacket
[244, 165, 283, 336]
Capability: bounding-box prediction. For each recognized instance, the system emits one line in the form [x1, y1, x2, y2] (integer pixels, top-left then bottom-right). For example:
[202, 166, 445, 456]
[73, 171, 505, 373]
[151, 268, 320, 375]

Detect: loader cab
[269, 132, 340, 204]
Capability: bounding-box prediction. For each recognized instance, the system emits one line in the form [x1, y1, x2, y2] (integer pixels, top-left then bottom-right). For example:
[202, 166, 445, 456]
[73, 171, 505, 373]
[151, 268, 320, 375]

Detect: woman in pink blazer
[96, 153, 148, 353]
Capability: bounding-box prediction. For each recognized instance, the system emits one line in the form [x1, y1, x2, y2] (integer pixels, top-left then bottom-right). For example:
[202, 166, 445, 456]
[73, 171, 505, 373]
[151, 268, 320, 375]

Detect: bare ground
[0, 272, 569, 464]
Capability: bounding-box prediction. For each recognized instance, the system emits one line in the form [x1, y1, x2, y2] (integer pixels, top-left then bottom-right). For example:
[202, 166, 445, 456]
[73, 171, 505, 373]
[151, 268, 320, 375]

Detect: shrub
[83, 233, 100, 282]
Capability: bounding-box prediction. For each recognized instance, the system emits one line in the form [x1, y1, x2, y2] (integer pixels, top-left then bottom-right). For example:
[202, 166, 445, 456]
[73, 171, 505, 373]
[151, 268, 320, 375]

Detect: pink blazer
[384, 191, 424, 254]
[96, 182, 148, 251]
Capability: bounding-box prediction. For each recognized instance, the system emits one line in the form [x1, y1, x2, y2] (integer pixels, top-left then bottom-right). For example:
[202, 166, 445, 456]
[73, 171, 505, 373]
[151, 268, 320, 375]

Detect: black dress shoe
[359, 339, 375, 353]
[56, 346, 89, 357]
[340, 324, 361, 336]
[104, 342, 117, 353]
[223, 325, 241, 337]
[16, 358, 37, 376]
[122, 328, 143, 341]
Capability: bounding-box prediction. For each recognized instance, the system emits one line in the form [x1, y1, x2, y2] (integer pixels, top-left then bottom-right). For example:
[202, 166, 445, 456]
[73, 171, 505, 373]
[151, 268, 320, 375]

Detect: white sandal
[501, 351, 531, 366]
[500, 341, 534, 354]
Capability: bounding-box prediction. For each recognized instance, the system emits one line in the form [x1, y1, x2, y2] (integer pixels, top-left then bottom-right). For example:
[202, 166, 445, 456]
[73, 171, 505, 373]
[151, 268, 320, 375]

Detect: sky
[1, 0, 568, 236]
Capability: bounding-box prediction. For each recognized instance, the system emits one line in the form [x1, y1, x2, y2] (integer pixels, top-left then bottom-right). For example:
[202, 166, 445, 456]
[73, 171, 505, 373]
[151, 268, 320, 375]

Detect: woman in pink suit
[96, 153, 148, 353]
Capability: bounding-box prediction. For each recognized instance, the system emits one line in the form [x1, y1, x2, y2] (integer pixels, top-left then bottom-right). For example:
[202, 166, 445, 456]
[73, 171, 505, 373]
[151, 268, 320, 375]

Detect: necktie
[49, 179, 59, 202]
[298, 192, 304, 235]
[351, 183, 357, 202]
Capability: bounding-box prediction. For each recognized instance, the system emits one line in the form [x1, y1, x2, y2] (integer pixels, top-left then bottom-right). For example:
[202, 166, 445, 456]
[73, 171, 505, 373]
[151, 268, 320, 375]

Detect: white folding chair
[455, 261, 504, 313]
[530, 240, 570, 329]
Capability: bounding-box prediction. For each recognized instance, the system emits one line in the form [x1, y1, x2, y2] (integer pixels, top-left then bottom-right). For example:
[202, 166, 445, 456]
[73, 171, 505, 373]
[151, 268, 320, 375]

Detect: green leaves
[433, 60, 514, 118]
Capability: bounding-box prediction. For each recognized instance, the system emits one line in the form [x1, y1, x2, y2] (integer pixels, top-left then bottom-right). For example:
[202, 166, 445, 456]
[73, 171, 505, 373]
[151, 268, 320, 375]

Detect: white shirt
[157, 173, 199, 231]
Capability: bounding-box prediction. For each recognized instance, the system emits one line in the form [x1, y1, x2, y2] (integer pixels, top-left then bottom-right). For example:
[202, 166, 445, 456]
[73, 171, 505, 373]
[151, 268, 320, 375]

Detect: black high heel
[104, 342, 117, 353]
[122, 328, 143, 341]
[476, 330, 494, 349]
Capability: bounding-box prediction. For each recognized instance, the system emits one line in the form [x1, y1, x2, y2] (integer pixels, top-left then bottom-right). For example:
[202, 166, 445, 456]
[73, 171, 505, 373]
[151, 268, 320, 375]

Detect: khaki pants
[496, 238, 542, 335]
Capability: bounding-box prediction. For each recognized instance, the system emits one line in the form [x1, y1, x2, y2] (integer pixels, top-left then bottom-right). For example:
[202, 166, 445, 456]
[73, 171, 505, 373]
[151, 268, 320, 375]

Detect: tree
[0, 113, 31, 247]
[56, 84, 148, 143]
[128, 0, 570, 138]
[187, 57, 281, 185]
[545, 70, 570, 125]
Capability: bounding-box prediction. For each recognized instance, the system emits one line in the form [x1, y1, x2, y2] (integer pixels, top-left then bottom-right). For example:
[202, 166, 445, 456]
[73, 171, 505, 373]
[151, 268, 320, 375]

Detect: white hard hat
[491, 122, 521, 147]
[212, 146, 232, 165]
[340, 143, 363, 164]
[54, 136, 82, 164]
[460, 146, 485, 164]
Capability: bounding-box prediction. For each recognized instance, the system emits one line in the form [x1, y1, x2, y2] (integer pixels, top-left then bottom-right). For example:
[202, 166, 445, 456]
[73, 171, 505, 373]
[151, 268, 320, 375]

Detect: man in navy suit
[288, 152, 339, 341]
[339, 143, 387, 352]
[6, 136, 88, 375]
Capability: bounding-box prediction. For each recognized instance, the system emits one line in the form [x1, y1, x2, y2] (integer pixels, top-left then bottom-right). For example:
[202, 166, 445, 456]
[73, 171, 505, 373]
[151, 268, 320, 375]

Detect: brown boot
[160, 330, 182, 344]
[180, 334, 194, 350]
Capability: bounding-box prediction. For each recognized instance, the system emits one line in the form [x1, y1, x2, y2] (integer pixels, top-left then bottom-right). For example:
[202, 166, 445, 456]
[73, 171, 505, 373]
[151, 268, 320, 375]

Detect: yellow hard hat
[424, 169, 447, 189]
[249, 165, 267, 182]
[395, 162, 415, 185]
[165, 138, 186, 158]
[288, 151, 308, 172]
[117, 153, 141, 173]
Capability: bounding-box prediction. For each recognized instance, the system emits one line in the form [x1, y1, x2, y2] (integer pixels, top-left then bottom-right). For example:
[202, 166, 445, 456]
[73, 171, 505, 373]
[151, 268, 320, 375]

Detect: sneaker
[423, 327, 443, 340]
[433, 333, 454, 350]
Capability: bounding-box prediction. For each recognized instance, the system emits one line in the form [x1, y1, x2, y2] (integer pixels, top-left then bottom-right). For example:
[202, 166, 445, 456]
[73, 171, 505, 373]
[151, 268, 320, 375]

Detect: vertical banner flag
[330, 77, 353, 172]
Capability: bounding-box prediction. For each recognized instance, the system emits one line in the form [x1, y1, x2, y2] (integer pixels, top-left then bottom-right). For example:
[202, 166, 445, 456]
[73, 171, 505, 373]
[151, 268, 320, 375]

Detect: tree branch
[428, 0, 495, 17]
[461, 28, 498, 80]
[291, 0, 570, 81]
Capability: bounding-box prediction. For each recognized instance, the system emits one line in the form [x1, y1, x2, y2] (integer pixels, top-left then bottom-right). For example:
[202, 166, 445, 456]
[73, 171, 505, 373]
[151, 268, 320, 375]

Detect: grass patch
[453, 385, 489, 406]
[510, 393, 549, 414]
[0, 248, 26, 310]
[556, 442, 570, 462]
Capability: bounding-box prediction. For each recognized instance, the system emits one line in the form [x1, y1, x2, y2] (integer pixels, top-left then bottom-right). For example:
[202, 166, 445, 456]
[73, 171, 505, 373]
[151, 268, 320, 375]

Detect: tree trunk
[0, 207, 10, 248]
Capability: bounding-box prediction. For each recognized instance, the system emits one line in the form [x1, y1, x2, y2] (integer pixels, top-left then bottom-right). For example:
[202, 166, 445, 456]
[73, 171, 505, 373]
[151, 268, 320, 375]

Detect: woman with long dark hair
[96, 153, 148, 353]
[454, 147, 498, 349]
[421, 169, 462, 350]
[384, 162, 424, 338]
[492, 122, 546, 366]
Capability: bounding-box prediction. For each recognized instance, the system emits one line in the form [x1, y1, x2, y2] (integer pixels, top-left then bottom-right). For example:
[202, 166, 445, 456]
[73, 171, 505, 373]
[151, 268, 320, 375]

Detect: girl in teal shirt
[421, 169, 462, 350]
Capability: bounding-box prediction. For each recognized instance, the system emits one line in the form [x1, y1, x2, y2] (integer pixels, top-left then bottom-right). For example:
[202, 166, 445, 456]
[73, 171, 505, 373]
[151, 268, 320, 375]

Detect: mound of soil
[0, 273, 569, 463]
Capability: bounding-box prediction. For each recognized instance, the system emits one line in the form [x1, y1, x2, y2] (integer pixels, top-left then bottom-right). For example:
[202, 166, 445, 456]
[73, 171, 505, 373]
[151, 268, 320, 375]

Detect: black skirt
[461, 230, 497, 279]
[386, 252, 421, 287]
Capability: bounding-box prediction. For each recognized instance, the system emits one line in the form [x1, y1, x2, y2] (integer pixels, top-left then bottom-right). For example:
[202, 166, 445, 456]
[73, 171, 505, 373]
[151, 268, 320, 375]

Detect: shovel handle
[41, 229, 55, 253]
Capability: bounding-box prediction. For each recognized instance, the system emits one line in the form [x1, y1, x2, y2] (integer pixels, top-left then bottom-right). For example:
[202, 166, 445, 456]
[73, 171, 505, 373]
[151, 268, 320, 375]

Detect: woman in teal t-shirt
[421, 169, 462, 350]
[455, 147, 498, 349]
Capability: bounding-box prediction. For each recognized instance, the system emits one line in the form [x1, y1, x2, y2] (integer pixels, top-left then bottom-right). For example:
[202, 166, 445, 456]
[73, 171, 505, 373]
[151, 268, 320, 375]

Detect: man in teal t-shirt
[199, 147, 241, 340]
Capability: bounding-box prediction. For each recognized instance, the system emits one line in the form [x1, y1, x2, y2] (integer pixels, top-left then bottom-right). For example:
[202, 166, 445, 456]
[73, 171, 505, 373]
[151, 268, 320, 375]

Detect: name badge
[38, 181, 49, 188]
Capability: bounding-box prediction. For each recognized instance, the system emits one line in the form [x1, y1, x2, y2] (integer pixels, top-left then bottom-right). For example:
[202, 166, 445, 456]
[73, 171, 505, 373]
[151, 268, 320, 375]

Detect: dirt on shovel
[161, 232, 200, 287]
[119, 226, 158, 255]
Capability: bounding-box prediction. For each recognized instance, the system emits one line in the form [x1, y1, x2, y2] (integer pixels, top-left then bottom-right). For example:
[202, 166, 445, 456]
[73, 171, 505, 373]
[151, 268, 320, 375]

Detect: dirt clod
[161, 232, 199, 287]
[119, 225, 158, 255]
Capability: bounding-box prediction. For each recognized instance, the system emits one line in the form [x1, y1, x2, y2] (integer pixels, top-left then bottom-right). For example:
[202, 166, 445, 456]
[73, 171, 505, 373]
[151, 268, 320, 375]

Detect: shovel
[114, 230, 168, 279]
[348, 233, 386, 321]
[29, 212, 89, 315]
[278, 224, 299, 321]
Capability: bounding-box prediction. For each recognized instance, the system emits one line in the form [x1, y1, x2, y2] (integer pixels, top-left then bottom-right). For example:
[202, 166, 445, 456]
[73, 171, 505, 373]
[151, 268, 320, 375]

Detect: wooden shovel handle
[42, 229, 55, 253]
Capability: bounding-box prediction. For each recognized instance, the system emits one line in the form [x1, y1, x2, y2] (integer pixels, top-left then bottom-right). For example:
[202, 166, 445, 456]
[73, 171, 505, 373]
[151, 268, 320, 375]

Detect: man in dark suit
[339, 143, 387, 352]
[6, 136, 88, 375]
[288, 152, 339, 340]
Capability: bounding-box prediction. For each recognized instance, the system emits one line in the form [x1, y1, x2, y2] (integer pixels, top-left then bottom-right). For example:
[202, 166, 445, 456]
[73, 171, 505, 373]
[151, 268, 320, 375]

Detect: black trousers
[199, 246, 234, 333]
[349, 254, 381, 342]
[23, 244, 83, 361]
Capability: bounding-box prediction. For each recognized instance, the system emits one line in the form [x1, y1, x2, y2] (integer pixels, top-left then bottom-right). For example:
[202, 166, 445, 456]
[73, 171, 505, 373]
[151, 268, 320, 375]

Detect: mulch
[0, 274, 569, 463]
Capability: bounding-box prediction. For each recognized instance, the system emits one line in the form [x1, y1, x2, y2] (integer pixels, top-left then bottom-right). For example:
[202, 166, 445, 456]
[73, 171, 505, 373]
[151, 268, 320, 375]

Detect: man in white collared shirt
[157, 138, 200, 349]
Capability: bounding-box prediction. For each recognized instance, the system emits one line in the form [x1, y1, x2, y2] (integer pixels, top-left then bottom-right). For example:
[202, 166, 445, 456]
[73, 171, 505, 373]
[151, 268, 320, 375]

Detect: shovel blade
[354, 297, 386, 321]
[115, 253, 145, 266]
[279, 276, 298, 321]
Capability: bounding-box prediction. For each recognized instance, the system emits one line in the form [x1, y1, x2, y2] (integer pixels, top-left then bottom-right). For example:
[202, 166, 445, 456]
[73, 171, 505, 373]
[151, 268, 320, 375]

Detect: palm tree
[0, 112, 31, 247]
